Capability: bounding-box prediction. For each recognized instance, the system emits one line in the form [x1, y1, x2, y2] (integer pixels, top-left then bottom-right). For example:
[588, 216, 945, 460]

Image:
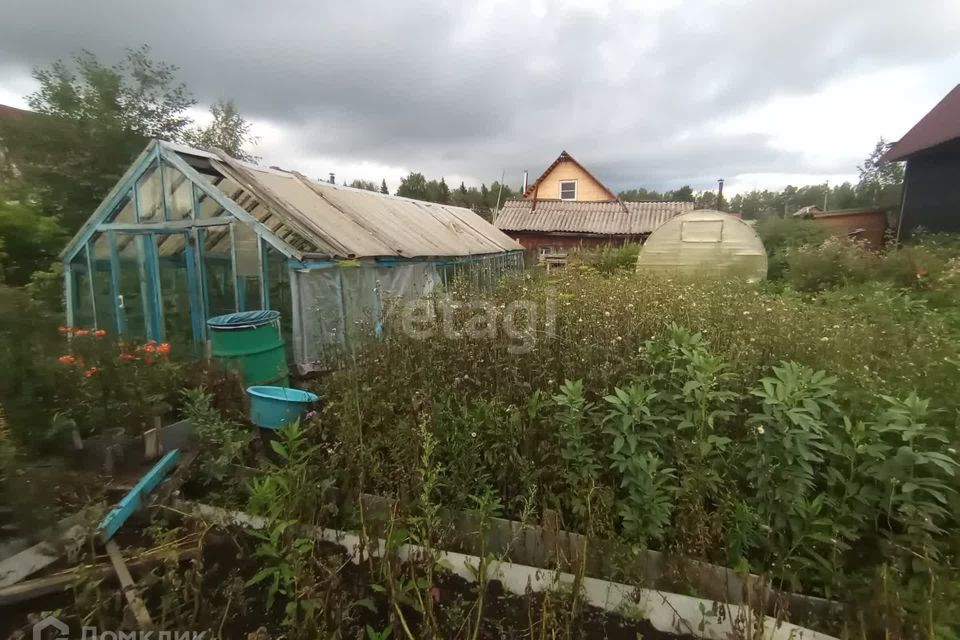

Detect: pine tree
[380, 179, 389, 195]
[436, 178, 451, 204]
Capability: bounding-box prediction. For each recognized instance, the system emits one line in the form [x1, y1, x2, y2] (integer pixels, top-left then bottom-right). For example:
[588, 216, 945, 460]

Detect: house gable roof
[882, 84, 960, 162]
[523, 150, 618, 200]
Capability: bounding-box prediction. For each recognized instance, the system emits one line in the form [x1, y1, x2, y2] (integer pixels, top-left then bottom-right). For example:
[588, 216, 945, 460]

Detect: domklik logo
[33, 615, 69, 640]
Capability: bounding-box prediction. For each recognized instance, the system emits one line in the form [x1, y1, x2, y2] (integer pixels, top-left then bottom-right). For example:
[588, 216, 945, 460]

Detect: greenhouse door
[112, 230, 204, 347]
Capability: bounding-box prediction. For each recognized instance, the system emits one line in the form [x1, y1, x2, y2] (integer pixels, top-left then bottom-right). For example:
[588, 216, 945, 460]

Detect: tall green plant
[745, 363, 840, 590]
[245, 421, 333, 632]
[551, 380, 603, 529]
[865, 394, 958, 565]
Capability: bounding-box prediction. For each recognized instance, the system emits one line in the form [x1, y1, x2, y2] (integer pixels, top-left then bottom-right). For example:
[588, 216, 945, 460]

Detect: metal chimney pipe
[522, 170, 528, 193]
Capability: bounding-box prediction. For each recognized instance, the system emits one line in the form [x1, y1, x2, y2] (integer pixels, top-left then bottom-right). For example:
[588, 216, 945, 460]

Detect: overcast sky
[0, 0, 958, 195]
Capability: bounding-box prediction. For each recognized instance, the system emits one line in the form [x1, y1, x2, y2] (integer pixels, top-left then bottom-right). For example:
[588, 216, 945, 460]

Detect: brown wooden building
[881, 84, 960, 238]
[793, 206, 888, 249]
[495, 151, 693, 254]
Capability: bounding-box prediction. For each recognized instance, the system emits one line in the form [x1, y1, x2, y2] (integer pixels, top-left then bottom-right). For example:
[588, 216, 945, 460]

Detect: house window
[559, 180, 577, 200]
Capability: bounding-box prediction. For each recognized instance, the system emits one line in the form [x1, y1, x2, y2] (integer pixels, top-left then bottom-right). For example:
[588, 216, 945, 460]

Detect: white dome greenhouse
[636, 210, 768, 282]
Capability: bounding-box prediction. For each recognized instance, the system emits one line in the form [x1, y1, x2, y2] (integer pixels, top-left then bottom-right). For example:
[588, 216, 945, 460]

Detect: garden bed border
[354, 493, 839, 624]
[182, 501, 837, 640]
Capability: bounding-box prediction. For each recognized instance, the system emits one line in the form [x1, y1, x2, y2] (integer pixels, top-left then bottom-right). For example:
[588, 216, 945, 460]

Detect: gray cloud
[0, 0, 958, 191]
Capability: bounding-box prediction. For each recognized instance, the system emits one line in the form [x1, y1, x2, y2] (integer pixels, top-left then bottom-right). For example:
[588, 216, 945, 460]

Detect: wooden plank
[147, 450, 198, 508]
[99, 449, 181, 542]
[99, 217, 232, 232]
[106, 540, 154, 628]
[0, 523, 87, 588]
[0, 546, 200, 606]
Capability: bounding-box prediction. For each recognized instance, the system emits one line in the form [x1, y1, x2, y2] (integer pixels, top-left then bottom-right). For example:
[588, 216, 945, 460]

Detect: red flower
[58, 354, 76, 365]
[58, 326, 72, 335]
[74, 329, 90, 337]
[84, 367, 98, 377]
[119, 353, 137, 362]
[142, 343, 156, 353]
[94, 329, 107, 337]
[157, 342, 171, 355]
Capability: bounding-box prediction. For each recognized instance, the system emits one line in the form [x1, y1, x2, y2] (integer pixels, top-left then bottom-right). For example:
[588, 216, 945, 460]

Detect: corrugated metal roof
[495, 198, 694, 235]
[882, 84, 960, 162]
[190, 148, 522, 259]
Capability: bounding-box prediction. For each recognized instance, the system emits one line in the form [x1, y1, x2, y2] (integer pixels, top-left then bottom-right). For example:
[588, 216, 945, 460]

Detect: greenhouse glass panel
[200, 226, 236, 317]
[91, 234, 118, 333]
[233, 223, 262, 310]
[69, 248, 94, 329]
[111, 192, 136, 225]
[266, 243, 293, 349]
[163, 163, 194, 220]
[197, 186, 227, 220]
[136, 161, 164, 223]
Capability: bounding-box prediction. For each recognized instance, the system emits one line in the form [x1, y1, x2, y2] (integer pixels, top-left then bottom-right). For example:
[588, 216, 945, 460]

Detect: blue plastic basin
[246, 385, 319, 430]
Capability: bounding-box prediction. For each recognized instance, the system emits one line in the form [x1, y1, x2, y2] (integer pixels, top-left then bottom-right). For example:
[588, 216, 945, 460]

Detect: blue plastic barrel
[246, 385, 319, 430]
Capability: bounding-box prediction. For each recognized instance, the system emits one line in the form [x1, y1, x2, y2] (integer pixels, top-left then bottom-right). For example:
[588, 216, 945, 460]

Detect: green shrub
[0, 285, 62, 448]
[567, 242, 640, 274]
[755, 216, 828, 280]
[780, 231, 960, 300]
[783, 236, 878, 291]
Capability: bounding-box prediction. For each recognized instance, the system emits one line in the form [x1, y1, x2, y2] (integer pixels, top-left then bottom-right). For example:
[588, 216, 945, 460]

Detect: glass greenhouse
[61, 140, 524, 371]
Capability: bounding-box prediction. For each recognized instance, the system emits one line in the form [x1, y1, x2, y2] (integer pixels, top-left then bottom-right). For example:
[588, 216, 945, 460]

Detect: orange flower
[119, 353, 137, 362]
[94, 329, 107, 337]
[58, 326, 72, 334]
[58, 354, 76, 365]
[157, 342, 171, 355]
[84, 367, 98, 377]
[142, 343, 156, 353]
[74, 329, 90, 337]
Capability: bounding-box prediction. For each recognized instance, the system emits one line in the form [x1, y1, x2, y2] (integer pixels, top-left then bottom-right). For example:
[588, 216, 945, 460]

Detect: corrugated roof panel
[308, 182, 500, 256]
[495, 199, 693, 235]
[201, 151, 522, 259]
[248, 170, 394, 257]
